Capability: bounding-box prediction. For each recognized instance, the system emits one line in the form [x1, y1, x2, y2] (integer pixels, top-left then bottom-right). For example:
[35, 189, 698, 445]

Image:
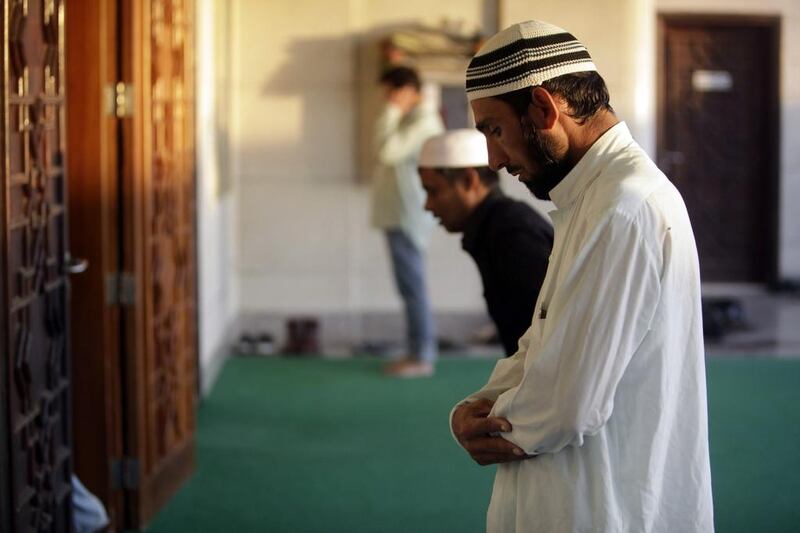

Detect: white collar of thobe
[548, 121, 633, 212]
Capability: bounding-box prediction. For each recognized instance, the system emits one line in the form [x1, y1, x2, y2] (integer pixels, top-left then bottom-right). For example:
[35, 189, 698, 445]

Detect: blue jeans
[385, 229, 437, 363]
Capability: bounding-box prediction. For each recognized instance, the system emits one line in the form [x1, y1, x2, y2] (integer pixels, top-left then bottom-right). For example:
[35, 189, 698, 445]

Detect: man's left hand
[452, 398, 531, 466]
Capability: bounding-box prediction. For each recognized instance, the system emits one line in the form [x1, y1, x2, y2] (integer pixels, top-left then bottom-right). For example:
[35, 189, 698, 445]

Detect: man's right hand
[385, 86, 419, 115]
[452, 398, 529, 466]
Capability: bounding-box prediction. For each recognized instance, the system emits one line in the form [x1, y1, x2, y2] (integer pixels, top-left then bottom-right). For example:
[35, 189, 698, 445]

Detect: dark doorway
[657, 15, 780, 283]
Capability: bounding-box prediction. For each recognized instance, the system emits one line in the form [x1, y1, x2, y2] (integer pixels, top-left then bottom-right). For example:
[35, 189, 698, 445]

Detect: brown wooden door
[1, 0, 73, 531]
[658, 16, 780, 283]
[120, 0, 197, 527]
[64, 0, 197, 529]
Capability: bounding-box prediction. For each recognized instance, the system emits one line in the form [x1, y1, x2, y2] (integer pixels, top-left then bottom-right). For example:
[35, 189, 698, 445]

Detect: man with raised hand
[372, 66, 444, 378]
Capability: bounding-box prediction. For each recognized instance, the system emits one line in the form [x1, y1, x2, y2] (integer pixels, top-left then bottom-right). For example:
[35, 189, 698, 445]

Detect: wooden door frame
[65, 0, 128, 528]
[0, 35, 10, 528]
[656, 13, 781, 285]
[119, 0, 149, 524]
[0, 250, 8, 532]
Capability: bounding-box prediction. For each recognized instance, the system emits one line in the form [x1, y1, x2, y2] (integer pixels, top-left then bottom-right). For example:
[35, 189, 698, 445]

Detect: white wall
[233, 0, 490, 316]
[655, 0, 800, 279]
[197, 0, 238, 392]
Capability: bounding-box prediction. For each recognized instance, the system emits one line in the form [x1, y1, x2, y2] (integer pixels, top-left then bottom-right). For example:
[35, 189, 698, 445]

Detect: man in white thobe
[450, 20, 714, 532]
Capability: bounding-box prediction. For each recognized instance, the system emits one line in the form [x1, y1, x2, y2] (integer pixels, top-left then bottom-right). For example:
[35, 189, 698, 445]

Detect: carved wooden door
[1, 0, 73, 531]
[119, 0, 197, 526]
[62, 0, 196, 528]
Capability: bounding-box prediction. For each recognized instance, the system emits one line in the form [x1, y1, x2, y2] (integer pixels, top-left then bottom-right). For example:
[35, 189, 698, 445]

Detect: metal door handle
[64, 254, 89, 274]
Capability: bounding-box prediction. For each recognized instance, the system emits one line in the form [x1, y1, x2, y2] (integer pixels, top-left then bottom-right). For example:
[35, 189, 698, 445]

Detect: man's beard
[520, 119, 571, 200]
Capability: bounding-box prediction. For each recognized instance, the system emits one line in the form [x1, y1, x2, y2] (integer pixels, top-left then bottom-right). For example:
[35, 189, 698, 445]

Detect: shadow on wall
[250, 33, 357, 183]
[253, 21, 477, 184]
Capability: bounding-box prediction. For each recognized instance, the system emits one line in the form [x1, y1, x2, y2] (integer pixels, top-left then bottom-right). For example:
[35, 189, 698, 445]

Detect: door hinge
[105, 82, 134, 118]
[105, 272, 136, 306]
[110, 457, 140, 490]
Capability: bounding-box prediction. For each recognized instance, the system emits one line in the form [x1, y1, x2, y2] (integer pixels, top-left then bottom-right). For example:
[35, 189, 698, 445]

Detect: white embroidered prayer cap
[466, 20, 597, 102]
[419, 129, 489, 169]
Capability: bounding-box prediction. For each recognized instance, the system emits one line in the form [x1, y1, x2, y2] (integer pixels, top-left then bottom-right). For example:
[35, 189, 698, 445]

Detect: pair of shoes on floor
[383, 359, 434, 378]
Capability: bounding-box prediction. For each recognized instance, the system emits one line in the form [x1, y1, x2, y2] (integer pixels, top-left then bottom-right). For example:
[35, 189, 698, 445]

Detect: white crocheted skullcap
[419, 129, 489, 169]
[466, 20, 597, 102]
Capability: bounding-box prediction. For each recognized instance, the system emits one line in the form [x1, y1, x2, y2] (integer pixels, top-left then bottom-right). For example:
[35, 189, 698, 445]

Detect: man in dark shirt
[419, 129, 553, 355]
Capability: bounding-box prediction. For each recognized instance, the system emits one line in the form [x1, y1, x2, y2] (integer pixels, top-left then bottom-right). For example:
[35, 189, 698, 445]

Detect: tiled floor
[459, 289, 800, 359]
[240, 288, 800, 359]
[703, 290, 800, 357]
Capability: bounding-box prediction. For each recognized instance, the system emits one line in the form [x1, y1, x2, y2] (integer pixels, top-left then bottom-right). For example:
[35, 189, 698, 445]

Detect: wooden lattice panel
[3, 0, 71, 531]
[145, 0, 196, 469]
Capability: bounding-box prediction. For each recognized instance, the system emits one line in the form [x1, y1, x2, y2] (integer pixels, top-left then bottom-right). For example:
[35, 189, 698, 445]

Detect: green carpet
[147, 357, 800, 533]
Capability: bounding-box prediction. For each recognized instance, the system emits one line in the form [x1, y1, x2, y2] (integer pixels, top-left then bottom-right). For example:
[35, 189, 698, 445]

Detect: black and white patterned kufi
[466, 20, 597, 102]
